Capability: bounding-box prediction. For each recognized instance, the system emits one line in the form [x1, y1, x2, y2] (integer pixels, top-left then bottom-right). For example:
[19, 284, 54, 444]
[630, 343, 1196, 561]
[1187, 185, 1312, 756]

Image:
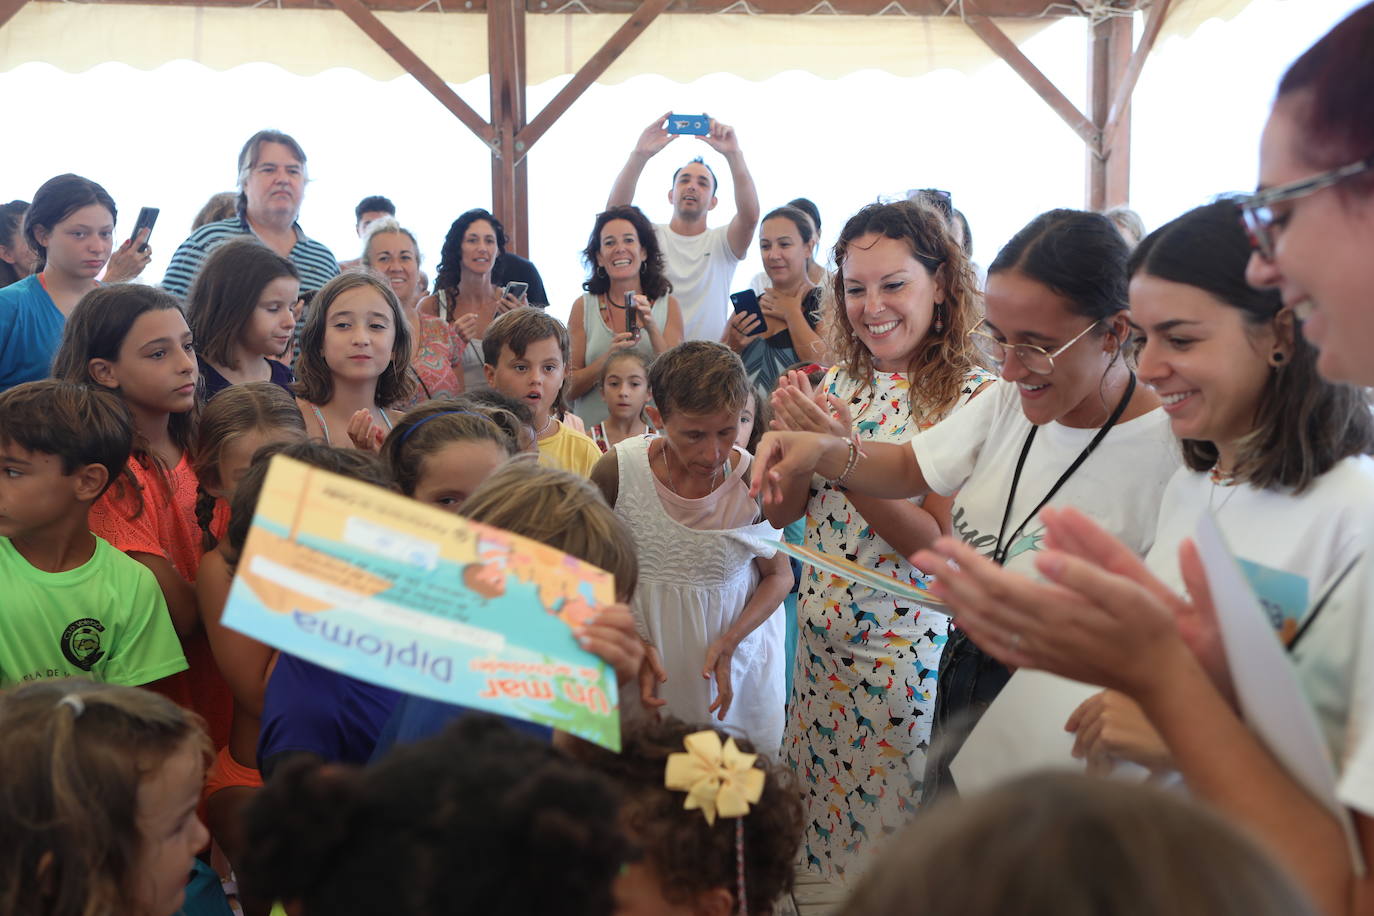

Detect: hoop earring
[597, 266, 607, 278]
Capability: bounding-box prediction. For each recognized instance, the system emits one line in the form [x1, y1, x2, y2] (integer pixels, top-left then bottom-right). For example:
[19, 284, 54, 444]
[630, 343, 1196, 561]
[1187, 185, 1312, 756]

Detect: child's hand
[574, 604, 645, 688]
[346, 409, 386, 453]
[103, 229, 152, 282]
[639, 644, 669, 717]
[703, 639, 735, 720]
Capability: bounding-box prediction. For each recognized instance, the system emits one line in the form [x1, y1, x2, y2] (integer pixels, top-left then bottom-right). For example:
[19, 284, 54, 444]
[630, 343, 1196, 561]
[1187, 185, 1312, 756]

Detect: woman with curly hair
[566, 205, 683, 428]
[761, 199, 994, 884]
[418, 208, 527, 393]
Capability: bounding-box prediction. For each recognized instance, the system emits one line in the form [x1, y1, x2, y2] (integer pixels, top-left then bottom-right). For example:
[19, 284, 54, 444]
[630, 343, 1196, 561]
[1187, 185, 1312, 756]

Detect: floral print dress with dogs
[784, 366, 991, 885]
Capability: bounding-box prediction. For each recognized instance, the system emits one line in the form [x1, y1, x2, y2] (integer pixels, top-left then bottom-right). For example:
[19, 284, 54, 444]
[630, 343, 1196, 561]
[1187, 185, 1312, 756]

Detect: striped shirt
[161, 215, 340, 300]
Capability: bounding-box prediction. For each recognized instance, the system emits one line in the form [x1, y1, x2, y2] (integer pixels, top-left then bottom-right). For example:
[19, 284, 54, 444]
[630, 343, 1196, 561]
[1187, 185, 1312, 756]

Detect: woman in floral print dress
[766, 200, 991, 884]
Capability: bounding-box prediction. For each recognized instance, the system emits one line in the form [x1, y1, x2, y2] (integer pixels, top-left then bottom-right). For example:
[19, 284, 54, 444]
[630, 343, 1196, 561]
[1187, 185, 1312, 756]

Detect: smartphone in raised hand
[128, 207, 159, 252]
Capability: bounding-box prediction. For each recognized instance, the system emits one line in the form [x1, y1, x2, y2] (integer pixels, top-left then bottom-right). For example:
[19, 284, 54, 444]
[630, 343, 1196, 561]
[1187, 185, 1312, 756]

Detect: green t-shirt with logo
[0, 535, 187, 687]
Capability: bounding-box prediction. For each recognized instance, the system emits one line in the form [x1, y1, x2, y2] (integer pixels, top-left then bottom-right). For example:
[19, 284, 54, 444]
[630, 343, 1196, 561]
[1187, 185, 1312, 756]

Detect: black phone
[129, 207, 159, 252]
[624, 291, 638, 336]
[502, 280, 529, 300]
[730, 290, 765, 334]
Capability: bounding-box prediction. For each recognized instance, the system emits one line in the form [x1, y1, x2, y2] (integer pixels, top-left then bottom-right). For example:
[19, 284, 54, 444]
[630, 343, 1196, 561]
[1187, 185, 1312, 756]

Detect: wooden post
[489, 0, 530, 255]
[1086, 14, 1133, 210]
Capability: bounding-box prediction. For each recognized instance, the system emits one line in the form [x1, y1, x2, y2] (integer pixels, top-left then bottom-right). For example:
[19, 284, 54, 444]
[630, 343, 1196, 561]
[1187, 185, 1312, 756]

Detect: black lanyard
[1288, 553, 1362, 653]
[991, 373, 1137, 566]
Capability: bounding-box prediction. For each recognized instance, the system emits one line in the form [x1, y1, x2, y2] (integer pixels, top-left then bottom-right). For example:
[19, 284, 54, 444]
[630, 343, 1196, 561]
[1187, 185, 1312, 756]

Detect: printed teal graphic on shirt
[1235, 557, 1308, 645]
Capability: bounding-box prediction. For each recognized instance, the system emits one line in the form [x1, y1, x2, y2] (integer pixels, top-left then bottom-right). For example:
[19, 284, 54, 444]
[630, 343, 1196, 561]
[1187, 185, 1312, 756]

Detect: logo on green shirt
[61, 618, 106, 671]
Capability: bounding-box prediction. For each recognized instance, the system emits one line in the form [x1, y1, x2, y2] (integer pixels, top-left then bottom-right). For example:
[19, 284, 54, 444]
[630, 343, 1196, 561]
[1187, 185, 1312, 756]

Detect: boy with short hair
[483, 308, 601, 476]
[0, 379, 186, 687]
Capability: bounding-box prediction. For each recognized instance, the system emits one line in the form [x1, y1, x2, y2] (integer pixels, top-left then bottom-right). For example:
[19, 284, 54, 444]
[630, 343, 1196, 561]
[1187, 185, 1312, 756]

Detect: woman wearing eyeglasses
[881, 8, 1374, 914]
[752, 208, 1176, 805]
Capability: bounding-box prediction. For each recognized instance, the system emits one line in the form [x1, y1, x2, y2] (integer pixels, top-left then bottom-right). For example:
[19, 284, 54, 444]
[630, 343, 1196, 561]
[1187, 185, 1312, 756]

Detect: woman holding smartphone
[566, 205, 683, 427]
[419, 208, 527, 393]
[725, 204, 828, 391]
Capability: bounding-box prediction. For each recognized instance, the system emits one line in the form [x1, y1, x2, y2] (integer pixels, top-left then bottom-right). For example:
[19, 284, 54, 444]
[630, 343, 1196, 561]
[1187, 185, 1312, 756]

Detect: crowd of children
[2, 6, 1374, 915]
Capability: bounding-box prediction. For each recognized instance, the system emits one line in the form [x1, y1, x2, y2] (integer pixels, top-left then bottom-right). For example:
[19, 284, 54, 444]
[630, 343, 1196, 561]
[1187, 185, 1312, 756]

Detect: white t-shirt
[1333, 526, 1374, 816]
[914, 379, 1179, 576]
[1145, 458, 1374, 769]
[655, 223, 741, 343]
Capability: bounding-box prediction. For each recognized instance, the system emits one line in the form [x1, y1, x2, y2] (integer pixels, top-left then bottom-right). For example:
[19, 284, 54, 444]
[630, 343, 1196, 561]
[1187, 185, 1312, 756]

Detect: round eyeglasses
[967, 319, 1100, 376]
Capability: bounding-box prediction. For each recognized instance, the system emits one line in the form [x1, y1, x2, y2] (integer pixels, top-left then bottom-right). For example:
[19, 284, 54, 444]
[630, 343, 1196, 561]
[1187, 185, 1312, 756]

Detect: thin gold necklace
[657, 440, 721, 497]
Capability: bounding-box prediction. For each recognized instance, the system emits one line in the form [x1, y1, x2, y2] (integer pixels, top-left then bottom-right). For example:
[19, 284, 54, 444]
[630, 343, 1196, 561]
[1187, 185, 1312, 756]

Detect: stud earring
[1272, 351, 1286, 365]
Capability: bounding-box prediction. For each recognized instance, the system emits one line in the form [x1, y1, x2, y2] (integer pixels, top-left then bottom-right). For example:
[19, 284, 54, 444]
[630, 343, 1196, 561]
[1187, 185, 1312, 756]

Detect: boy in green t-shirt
[0, 380, 186, 687]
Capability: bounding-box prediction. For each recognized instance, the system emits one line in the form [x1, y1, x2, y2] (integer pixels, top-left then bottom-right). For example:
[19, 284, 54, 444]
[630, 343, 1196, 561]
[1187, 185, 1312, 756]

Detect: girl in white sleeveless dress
[591, 341, 792, 755]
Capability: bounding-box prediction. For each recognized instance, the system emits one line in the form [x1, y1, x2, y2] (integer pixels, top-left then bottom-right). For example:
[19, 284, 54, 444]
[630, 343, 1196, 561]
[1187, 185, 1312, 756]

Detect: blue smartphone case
[667, 113, 710, 136]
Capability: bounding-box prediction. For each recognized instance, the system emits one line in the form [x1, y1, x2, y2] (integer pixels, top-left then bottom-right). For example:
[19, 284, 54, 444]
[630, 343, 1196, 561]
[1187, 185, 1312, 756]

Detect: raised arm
[752, 431, 930, 506]
[702, 120, 760, 261]
[607, 112, 677, 209]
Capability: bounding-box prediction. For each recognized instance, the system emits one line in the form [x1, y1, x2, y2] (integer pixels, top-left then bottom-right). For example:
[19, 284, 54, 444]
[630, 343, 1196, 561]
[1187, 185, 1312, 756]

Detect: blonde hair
[191, 382, 307, 550]
[461, 459, 638, 601]
[0, 680, 210, 916]
[826, 200, 984, 421]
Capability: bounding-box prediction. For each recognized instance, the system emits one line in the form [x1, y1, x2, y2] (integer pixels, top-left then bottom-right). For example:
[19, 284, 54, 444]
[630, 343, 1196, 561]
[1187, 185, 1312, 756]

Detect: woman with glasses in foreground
[881, 7, 1374, 914]
[751, 208, 1176, 805]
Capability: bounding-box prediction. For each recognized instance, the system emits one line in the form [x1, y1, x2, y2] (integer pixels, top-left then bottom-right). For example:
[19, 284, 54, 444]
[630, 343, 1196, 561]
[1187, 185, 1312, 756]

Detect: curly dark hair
[580, 205, 672, 301]
[238, 715, 629, 916]
[827, 200, 984, 422]
[434, 208, 506, 295]
[578, 717, 804, 916]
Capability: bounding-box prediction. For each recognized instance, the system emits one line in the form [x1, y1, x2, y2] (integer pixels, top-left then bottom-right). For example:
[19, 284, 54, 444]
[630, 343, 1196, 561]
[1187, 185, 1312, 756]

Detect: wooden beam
[332, 0, 493, 144]
[1087, 13, 1132, 210]
[516, 0, 671, 160]
[29, 0, 1080, 15]
[489, 0, 530, 254]
[0, 0, 31, 30]
[1102, 0, 1172, 157]
[964, 11, 1099, 150]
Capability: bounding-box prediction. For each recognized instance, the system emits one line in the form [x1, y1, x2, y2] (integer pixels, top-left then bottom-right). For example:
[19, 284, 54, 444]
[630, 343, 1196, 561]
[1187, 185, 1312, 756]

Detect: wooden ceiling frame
[3, 0, 1178, 250]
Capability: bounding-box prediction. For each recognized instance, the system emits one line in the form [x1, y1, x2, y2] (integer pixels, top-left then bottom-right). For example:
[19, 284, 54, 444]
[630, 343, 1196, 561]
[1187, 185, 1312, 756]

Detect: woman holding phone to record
[725, 205, 829, 392]
[899, 9, 1374, 913]
[566, 205, 683, 428]
[419, 208, 528, 393]
[0, 174, 147, 391]
[753, 208, 1177, 811]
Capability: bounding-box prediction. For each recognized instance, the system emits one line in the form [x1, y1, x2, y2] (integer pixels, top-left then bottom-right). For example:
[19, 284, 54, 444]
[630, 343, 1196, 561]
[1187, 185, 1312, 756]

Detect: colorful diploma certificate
[775, 539, 947, 607]
[221, 455, 622, 750]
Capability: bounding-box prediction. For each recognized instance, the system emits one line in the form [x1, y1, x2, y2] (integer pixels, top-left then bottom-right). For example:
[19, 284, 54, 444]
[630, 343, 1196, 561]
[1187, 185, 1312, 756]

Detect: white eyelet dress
[613, 434, 787, 755]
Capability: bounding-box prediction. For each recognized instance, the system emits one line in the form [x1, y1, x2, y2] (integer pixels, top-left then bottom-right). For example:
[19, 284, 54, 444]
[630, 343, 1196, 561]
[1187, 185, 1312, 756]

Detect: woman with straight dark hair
[1059, 200, 1374, 776]
[896, 8, 1374, 913]
[0, 175, 118, 391]
[725, 205, 828, 391]
[566, 204, 683, 427]
[751, 208, 1177, 809]
[186, 237, 299, 399]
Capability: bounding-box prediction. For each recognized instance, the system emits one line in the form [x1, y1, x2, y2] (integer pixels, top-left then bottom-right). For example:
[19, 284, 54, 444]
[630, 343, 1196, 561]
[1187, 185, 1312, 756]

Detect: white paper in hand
[1194, 513, 1363, 873]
